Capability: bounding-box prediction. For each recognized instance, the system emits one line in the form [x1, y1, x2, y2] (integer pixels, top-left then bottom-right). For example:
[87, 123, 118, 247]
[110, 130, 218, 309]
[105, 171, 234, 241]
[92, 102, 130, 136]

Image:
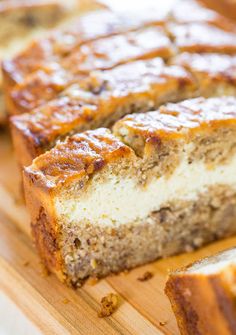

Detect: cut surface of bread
[23, 96, 236, 286]
[165, 248, 236, 335]
[6, 26, 173, 115]
[10, 58, 197, 167]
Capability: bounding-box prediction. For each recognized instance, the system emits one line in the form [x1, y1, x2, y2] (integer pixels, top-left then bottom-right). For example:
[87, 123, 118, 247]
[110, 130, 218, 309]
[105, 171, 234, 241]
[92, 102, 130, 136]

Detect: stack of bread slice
[2, 0, 236, 290]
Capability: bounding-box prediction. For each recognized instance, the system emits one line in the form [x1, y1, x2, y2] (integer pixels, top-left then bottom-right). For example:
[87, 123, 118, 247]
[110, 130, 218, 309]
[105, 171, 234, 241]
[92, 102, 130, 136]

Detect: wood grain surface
[1, 130, 236, 334]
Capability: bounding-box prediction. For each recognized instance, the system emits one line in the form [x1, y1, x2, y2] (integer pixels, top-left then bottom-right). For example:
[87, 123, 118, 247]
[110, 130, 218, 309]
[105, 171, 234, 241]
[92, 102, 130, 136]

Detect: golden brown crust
[10, 58, 196, 167]
[168, 22, 236, 54]
[165, 248, 236, 335]
[6, 26, 173, 115]
[24, 128, 133, 190]
[114, 96, 236, 143]
[2, 5, 167, 91]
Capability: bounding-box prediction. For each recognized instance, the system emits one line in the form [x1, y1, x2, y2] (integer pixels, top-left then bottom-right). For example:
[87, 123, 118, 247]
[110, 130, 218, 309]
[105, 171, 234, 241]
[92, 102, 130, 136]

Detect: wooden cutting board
[1, 130, 236, 335]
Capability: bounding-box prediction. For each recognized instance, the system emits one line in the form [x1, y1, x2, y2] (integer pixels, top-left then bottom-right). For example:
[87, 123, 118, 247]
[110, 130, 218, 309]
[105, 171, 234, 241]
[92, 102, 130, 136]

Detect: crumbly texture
[23, 97, 236, 286]
[98, 293, 119, 317]
[6, 26, 173, 115]
[10, 58, 196, 167]
[165, 248, 236, 335]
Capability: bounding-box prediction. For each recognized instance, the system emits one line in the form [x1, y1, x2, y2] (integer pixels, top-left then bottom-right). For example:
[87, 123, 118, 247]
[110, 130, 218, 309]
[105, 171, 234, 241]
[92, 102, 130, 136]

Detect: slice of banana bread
[10, 58, 196, 167]
[165, 247, 236, 335]
[23, 96, 236, 286]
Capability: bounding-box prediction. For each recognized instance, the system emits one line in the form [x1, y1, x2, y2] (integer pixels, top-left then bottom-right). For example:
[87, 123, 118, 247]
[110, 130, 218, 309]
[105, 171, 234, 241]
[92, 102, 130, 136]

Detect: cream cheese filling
[56, 154, 236, 226]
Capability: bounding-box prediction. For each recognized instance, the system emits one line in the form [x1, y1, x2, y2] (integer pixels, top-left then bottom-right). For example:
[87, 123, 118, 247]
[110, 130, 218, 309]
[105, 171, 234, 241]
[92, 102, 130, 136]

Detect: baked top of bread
[25, 96, 236, 189]
[168, 22, 236, 53]
[170, 0, 236, 31]
[26, 127, 133, 189]
[2, 5, 168, 86]
[115, 96, 236, 138]
[10, 58, 195, 155]
[7, 26, 173, 113]
[172, 52, 236, 79]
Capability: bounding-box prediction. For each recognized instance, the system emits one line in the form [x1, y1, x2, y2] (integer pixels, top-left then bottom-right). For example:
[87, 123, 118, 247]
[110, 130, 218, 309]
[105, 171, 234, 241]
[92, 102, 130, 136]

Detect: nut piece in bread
[165, 248, 236, 335]
[10, 58, 196, 167]
[23, 97, 236, 286]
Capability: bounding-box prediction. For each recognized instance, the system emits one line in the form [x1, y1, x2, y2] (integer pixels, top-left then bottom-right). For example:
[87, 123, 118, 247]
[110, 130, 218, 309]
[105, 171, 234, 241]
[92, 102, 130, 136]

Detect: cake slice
[6, 26, 173, 115]
[165, 248, 236, 335]
[10, 58, 196, 167]
[172, 53, 236, 97]
[23, 96, 236, 286]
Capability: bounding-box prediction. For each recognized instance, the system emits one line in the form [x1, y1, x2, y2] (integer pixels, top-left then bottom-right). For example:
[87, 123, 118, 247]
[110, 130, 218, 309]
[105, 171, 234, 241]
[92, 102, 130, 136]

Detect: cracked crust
[165, 248, 236, 335]
[10, 58, 196, 167]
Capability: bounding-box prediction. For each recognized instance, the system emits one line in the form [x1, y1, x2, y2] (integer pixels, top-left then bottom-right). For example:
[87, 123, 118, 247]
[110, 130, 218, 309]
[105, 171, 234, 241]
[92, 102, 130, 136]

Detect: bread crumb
[120, 269, 129, 276]
[39, 262, 50, 277]
[22, 261, 30, 267]
[87, 277, 99, 286]
[98, 293, 119, 318]
[137, 271, 153, 282]
[62, 298, 70, 304]
[159, 321, 167, 326]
